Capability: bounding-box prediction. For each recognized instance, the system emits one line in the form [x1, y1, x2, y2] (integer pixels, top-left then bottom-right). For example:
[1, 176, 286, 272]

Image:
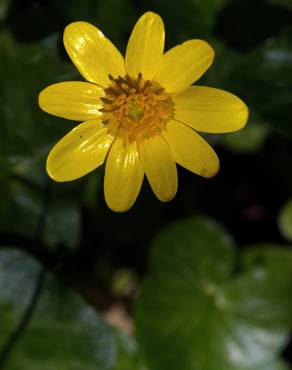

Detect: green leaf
[0, 28, 104, 246]
[242, 244, 292, 277]
[52, 0, 135, 49]
[136, 217, 292, 370]
[0, 30, 76, 160]
[139, 0, 229, 42]
[189, 0, 229, 29]
[0, 180, 81, 250]
[0, 248, 142, 370]
[113, 329, 144, 370]
[221, 31, 292, 137]
[256, 360, 291, 370]
[269, 0, 292, 11]
[0, 0, 10, 21]
[221, 114, 270, 154]
[278, 199, 292, 241]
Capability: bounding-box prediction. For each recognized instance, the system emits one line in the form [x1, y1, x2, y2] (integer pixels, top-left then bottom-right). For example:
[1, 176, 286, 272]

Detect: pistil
[100, 73, 174, 145]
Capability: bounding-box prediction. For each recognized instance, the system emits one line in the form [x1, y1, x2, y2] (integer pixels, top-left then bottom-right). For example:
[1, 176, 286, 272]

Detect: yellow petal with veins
[38, 82, 104, 121]
[47, 120, 113, 181]
[172, 86, 249, 133]
[125, 12, 165, 80]
[64, 22, 125, 87]
[163, 120, 219, 178]
[155, 40, 214, 93]
[104, 138, 144, 212]
[139, 135, 177, 202]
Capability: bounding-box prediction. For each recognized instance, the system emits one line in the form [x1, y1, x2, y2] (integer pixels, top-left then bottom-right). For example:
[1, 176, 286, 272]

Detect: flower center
[100, 73, 174, 145]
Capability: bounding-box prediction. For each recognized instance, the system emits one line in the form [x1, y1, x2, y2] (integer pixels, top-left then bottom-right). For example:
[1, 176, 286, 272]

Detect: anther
[100, 74, 174, 144]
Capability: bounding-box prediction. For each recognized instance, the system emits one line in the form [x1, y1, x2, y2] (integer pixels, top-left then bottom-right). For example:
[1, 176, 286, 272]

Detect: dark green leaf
[221, 113, 270, 154]
[255, 360, 291, 370]
[269, 0, 292, 11]
[0, 30, 76, 160]
[278, 199, 292, 242]
[220, 32, 292, 137]
[139, 0, 229, 42]
[113, 329, 144, 370]
[0, 248, 142, 370]
[0, 180, 81, 250]
[136, 217, 292, 370]
[53, 0, 135, 50]
[0, 0, 10, 21]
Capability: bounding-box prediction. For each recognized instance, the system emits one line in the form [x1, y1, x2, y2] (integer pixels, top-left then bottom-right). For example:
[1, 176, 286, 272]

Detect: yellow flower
[39, 12, 248, 212]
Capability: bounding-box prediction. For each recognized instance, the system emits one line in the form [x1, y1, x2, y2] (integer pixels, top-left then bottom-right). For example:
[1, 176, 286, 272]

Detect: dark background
[0, 0, 292, 369]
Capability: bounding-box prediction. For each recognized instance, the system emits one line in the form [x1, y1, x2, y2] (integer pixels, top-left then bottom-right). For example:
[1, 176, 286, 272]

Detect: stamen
[100, 97, 114, 104]
[100, 74, 174, 145]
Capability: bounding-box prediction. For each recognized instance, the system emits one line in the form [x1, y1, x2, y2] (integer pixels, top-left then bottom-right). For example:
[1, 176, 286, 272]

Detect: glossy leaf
[221, 117, 270, 154]
[222, 31, 292, 137]
[0, 248, 143, 370]
[255, 360, 291, 370]
[0, 30, 76, 160]
[278, 199, 292, 241]
[0, 180, 81, 250]
[136, 217, 292, 370]
[0, 0, 10, 21]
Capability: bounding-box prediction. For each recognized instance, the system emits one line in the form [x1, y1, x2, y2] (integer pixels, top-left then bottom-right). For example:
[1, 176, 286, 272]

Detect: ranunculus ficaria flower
[39, 12, 248, 212]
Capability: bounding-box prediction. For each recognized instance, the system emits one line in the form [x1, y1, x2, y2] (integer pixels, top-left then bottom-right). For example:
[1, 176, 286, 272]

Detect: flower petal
[104, 139, 144, 212]
[63, 22, 125, 86]
[39, 82, 104, 121]
[47, 120, 113, 181]
[162, 120, 219, 178]
[125, 12, 165, 80]
[155, 40, 214, 93]
[173, 86, 249, 133]
[138, 135, 177, 202]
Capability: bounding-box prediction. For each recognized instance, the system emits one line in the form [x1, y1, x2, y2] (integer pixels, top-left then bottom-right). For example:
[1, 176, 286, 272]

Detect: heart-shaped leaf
[136, 217, 292, 370]
[0, 248, 142, 370]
